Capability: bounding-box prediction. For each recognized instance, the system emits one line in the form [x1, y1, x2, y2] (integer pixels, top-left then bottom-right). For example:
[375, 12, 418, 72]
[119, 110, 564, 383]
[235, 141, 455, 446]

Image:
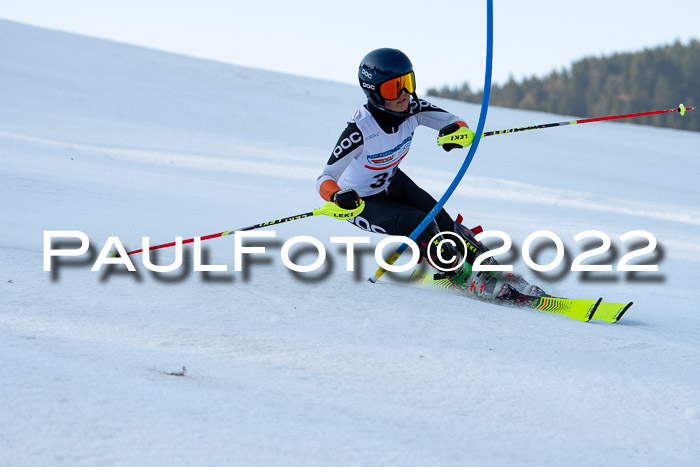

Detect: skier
[316, 48, 544, 300]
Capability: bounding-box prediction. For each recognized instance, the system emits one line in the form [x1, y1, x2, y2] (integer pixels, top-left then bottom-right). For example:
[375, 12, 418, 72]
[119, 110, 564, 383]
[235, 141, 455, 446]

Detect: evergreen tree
[428, 40, 699, 132]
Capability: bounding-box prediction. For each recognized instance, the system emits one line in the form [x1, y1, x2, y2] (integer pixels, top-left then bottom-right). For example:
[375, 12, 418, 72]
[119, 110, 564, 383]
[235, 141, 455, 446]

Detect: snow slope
[1, 19, 699, 465]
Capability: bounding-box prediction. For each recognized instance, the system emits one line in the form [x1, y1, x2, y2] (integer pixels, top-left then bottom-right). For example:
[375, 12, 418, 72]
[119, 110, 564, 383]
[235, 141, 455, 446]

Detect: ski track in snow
[1, 19, 699, 466]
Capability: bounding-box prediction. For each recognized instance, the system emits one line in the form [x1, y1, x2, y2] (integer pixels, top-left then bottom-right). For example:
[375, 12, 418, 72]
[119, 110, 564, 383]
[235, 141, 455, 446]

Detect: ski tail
[593, 301, 634, 323]
[409, 271, 456, 292]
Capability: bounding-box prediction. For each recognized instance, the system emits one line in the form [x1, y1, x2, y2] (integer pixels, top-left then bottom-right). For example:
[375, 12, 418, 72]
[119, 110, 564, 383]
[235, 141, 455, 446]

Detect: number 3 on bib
[370, 172, 391, 188]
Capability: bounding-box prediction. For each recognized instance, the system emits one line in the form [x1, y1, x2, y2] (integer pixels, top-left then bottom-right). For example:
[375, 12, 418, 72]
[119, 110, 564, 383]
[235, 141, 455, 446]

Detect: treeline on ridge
[428, 40, 699, 132]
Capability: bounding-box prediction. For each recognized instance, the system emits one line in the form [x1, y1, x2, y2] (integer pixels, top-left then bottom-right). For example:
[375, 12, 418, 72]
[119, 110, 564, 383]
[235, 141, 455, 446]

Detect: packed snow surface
[1, 20, 699, 465]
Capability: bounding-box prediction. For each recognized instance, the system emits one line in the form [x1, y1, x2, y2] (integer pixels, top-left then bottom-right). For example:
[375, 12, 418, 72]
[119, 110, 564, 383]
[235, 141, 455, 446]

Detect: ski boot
[493, 283, 537, 306]
[445, 259, 473, 288]
[451, 218, 550, 298]
[462, 269, 551, 301]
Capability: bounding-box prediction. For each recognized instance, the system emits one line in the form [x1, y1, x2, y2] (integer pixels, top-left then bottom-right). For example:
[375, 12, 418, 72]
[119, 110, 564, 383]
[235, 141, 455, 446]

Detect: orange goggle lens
[379, 72, 416, 101]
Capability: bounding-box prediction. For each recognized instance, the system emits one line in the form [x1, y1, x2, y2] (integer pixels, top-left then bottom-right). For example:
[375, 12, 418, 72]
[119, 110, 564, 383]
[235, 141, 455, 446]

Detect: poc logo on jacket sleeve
[333, 132, 362, 158]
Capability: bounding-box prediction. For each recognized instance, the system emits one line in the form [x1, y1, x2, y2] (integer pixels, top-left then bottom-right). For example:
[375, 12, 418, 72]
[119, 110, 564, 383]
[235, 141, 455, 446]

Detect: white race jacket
[317, 99, 463, 197]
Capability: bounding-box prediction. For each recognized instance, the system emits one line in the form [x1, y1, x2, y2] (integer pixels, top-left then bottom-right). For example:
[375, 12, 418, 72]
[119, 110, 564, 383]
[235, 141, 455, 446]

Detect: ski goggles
[379, 72, 416, 101]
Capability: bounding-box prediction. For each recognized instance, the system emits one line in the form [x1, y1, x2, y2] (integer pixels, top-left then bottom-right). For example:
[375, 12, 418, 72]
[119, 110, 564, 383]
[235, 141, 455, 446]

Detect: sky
[2, 0, 699, 94]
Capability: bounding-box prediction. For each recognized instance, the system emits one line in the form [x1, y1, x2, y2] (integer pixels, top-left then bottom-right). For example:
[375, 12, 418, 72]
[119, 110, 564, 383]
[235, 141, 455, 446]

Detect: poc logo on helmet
[361, 68, 373, 79]
[362, 82, 376, 90]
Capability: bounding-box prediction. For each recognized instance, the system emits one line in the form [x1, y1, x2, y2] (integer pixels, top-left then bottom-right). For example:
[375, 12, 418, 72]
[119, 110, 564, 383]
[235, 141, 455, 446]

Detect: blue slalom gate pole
[369, 0, 494, 283]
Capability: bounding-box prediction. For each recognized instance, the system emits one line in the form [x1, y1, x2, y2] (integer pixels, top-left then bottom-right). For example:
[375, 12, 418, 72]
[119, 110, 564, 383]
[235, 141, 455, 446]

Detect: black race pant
[349, 169, 455, 238]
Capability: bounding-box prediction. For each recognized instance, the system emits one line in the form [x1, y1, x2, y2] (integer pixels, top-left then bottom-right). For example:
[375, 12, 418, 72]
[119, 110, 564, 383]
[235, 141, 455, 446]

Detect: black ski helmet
[358, 48, 417, 115]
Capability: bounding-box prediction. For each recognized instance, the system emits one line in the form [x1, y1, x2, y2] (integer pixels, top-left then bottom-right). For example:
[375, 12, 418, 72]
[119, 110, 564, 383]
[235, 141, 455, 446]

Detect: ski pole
[116, 201, 364, 256]
[483, 103, 694, 137]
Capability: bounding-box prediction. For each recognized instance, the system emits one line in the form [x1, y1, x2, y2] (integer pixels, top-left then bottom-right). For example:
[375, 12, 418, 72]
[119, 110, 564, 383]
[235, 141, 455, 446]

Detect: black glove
[441, 143, 461, 152]
[332, 188, 361, 210]
[438, 121, 475, 152]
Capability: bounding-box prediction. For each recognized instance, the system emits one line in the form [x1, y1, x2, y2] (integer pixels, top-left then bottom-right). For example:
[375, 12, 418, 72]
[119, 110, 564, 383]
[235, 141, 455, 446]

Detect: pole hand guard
[313, 200, 365, 220]
[437, 121, 476, 151]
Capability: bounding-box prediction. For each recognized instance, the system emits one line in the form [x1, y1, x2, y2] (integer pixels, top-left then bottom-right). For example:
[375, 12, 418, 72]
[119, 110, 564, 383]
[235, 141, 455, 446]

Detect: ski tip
[613, 302, 634, 323]
[587, 297, 603, 322]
